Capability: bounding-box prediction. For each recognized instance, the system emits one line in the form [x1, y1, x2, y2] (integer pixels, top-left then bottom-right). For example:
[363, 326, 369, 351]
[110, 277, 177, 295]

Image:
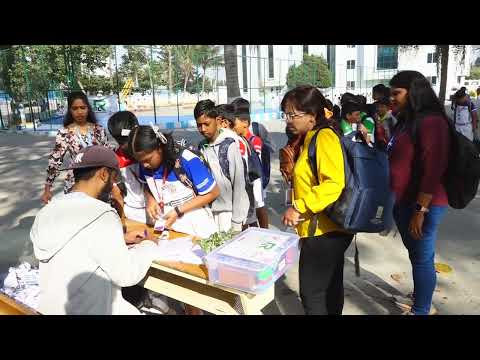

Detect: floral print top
[46, 123, 108, 193]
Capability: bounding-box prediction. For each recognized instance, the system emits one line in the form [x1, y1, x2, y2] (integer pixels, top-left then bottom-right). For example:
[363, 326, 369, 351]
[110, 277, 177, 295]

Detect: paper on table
[149, 236, 206, 265]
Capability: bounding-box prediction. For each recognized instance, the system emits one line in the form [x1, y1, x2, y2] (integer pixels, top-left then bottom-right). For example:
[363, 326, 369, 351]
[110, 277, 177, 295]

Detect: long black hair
[389, 70, 448, 142]
[63, 91, 98, 127]
[280, 85, 334, 130]
[107, 111, 139, 146]
[127, 125, 177, 173]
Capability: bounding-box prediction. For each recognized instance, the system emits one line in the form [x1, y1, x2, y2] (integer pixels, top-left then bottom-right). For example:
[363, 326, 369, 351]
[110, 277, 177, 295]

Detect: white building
[226, 45, 472, 105]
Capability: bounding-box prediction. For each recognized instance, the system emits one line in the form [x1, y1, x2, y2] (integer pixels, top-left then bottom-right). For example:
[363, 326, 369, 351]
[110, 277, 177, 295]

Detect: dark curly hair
[127, 125, 177, 173]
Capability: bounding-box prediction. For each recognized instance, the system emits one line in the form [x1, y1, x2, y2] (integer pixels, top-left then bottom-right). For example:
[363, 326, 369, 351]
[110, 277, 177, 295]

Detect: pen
[144, 229, 148, 238]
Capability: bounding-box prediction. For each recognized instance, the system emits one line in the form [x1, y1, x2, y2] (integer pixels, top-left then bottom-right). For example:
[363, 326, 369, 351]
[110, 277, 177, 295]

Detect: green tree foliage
[467, 66, 480, 80]
[286, 54, 332, 89]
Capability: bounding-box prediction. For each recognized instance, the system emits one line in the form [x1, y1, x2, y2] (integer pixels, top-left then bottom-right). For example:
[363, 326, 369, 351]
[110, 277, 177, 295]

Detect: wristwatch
[415, 203, 429, 213]
[174, 206, 184, 218]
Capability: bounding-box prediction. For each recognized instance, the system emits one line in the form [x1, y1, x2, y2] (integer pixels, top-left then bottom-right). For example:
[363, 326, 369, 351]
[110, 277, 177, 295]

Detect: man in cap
[30, 145, 159, 315]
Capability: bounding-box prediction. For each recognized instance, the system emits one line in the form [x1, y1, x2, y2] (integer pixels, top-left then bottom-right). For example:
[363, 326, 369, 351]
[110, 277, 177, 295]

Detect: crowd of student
[29, 69, 478, 315]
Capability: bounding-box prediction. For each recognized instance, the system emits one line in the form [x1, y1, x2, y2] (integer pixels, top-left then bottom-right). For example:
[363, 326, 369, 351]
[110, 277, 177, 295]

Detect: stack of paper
[150, 237, 206, 265]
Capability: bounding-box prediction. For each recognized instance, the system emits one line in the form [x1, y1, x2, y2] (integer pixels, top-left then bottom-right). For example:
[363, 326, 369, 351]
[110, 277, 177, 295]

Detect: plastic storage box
[203, 228, 300, 294]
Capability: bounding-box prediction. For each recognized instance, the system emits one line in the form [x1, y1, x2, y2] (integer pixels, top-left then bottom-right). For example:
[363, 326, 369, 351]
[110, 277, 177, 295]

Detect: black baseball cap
[62, 145, 119, 171]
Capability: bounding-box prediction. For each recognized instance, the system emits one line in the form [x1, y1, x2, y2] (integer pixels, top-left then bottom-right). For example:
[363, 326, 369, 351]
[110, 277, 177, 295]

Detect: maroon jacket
[389, 114, 451, 206]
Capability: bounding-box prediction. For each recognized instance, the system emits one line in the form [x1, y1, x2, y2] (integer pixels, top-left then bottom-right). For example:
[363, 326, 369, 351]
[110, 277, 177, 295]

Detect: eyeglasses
[281, 111, 307, 120]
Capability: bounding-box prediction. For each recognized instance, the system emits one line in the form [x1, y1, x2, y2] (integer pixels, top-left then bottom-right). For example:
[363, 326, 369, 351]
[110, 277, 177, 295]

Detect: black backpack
[443, 118, 480, 209]
[252, 122, 272, 189]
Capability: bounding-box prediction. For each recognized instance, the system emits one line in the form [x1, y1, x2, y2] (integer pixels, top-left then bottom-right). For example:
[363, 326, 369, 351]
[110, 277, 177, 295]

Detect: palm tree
[193, 45, 223, 94]
[224, 45, 241, 102]
[175, 45, 195, 101]
[160, 45, 175, 102]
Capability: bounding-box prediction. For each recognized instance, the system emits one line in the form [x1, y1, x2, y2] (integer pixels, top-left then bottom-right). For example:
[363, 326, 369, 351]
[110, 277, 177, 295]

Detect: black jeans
[299, 232, 354, 315]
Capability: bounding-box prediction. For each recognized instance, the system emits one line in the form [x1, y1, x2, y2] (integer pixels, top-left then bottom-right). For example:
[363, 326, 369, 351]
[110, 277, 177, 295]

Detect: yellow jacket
[293, 128, 346, 238]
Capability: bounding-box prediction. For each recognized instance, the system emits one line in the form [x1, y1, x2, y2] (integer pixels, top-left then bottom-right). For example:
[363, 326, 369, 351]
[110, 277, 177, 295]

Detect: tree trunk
[168, 47, 172, 103]
[224, 45, 240, 102]
[202, 65, 207, 93]
[182, 72, 189, 105]
[438, 45, 450, 106]
[134, 70, 139, 89]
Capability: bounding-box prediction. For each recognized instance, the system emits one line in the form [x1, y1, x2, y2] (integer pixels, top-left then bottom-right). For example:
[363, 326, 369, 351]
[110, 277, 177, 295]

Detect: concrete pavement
[1, 124, 479, 315]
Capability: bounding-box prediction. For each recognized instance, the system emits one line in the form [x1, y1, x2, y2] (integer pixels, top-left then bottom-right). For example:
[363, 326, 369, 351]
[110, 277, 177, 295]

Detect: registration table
[126, 219, 275, 315]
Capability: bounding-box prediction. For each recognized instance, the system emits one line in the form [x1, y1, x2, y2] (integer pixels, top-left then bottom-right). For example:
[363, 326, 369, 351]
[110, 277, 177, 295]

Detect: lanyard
[386, 134, 396, 154]
[152, 167, 168, 213]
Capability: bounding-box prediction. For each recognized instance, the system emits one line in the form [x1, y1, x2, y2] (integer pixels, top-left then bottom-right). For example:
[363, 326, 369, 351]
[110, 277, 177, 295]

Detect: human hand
[124, 230, 146, 244]
[358, 124, 370, 143]
[41, 188, 53, 205]
[163, 209, 178, 229]
[409, 212, 425, 240]
[146, 197, 161, 221]
[282, 207, 303, 227]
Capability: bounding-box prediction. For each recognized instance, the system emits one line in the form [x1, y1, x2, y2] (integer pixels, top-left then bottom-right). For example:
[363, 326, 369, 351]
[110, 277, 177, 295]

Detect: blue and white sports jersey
[139, 149, 218, 237]
[139, 149, 216, 208]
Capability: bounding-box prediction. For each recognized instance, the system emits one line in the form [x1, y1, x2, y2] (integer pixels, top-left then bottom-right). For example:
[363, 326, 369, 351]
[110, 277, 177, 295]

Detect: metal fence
[0, 45, 400, 131]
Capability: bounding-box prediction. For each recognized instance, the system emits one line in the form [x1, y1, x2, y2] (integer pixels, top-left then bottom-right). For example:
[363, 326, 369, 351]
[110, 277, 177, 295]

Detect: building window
[427, 76, 437, 86]
[347, 45, 356, 48]
[427, 52, 438, 63]
[347, 81, 355, 89]
[303, 45, 309, 54]
[377, 45, 398, 70]
[241, 45, 248, 92]
[457, 76, 462, 84]
[347, 60, 356, 69]
[289, 46, 293, 55]
[268, 45, 274, 78]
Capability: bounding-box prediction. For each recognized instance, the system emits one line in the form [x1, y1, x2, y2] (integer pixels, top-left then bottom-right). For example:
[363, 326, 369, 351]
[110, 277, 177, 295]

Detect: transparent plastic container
[203, 228, 300, 294]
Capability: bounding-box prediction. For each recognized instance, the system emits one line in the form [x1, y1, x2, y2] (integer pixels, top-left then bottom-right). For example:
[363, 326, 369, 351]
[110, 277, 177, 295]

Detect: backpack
[442, 117, 480, 209]
[252, 122, 272, 189]
[243, 136, 263, 184]
[197, 137, 236, 183]
[308, 126, 395, 234]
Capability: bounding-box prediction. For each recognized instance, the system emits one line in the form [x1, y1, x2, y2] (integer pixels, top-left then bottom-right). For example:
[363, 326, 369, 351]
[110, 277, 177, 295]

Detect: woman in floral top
[41, 91, 108, 204]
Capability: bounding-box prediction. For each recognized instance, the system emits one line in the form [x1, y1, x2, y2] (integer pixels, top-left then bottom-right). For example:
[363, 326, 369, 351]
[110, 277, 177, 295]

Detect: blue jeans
[393, 204, 447, 315]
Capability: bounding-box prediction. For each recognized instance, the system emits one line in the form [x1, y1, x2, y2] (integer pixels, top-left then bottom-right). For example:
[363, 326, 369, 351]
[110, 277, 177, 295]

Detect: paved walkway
[1, 125, 478, 315]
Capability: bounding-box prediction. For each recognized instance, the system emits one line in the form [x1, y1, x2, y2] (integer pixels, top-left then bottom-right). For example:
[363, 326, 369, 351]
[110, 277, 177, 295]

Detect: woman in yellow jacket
[281, 85, 354, 315]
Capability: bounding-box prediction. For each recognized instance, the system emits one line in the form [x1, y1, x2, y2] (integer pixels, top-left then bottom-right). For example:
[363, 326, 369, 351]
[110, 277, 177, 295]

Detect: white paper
[148, 237, 206, 265]
[0, 262, 40, 310]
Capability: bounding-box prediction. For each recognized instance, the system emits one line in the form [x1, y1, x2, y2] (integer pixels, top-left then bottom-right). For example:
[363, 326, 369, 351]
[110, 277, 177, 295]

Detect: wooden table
[0, 292, 39, 315]
[126, 219, 275, 315]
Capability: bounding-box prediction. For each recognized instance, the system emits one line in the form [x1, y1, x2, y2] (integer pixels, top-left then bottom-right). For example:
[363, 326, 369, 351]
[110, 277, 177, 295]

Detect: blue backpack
[308, 126, 395, 234]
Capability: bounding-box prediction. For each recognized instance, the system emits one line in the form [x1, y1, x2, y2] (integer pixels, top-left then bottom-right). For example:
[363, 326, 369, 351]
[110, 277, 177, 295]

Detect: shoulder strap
[252, 121, 260, 137]
[217, 137, 235, 182]
[308, 126, 343, 183]
[172, 155, 198, 195]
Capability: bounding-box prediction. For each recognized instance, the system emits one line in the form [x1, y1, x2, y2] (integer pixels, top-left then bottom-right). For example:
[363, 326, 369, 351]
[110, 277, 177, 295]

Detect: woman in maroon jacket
[388, 71, 451, 315]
